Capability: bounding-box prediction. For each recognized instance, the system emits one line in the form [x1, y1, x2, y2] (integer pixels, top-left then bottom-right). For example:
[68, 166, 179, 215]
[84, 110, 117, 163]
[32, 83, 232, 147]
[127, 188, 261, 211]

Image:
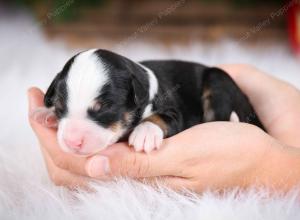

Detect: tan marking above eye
[91, 101, 102, 111]
[109, 121, 123, 132]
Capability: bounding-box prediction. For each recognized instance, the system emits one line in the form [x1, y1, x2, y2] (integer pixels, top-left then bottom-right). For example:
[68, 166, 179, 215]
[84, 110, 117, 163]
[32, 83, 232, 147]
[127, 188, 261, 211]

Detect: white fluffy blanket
[1, 12, 300, 220]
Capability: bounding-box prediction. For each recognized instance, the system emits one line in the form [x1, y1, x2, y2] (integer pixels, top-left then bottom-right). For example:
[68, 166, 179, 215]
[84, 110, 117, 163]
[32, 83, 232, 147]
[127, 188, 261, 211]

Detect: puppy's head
[44, 49, 156, 155]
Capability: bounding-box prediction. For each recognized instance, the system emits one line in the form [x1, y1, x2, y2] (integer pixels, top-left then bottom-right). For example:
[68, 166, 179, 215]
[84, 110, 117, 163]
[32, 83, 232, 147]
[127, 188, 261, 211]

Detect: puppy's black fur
[45, 49, 263, 142]
[140, 60, 264, 136]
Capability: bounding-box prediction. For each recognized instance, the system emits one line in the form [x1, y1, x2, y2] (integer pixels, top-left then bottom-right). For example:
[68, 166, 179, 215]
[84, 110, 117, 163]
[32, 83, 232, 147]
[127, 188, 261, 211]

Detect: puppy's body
[37, 49, 262, 155]
[140, 60, 262, 135]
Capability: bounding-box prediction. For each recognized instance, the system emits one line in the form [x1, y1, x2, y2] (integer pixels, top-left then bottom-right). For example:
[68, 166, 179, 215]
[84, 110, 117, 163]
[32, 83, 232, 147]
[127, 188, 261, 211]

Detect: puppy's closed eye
[88, 101, 104, 115]
[91, 102, 102, 112]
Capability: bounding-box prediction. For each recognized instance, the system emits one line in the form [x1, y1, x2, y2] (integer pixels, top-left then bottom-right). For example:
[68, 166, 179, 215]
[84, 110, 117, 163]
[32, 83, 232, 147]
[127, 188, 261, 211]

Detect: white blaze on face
[57, 49, 117, 155]
[67, 49, 107, 116]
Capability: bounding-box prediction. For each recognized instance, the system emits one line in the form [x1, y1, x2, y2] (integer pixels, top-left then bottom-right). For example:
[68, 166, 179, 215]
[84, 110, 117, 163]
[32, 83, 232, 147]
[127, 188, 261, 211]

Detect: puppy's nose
[64, 138, 83, 150]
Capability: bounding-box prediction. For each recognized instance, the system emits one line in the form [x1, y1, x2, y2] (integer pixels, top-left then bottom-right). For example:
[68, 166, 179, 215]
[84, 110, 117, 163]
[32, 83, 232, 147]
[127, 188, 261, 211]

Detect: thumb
[27, 87, 58, 139]
[85, 141, 175, 179]
[27, 87, 45, 115]
[28, 87, 58, 131]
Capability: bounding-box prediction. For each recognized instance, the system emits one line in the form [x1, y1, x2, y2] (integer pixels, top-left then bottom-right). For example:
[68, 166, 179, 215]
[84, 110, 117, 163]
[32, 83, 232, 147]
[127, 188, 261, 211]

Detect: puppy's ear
[44, 72, 62, 108]
[130, 68, 149, 107]
[30, 107, 58, 128]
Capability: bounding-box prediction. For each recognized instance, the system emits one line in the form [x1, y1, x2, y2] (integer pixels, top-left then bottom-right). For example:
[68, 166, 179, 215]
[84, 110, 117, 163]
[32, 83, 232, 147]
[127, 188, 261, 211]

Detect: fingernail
[86, 156, 110, 178]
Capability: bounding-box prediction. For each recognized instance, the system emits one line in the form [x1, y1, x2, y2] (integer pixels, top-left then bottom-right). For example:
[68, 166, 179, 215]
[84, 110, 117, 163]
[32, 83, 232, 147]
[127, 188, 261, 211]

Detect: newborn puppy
[34, 49, 263, 155]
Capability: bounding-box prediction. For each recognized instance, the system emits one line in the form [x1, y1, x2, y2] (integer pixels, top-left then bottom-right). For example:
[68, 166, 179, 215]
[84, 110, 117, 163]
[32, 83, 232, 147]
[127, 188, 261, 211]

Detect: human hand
[28, 88, 173, 187]
[219, 64, 300, 147]
[28, 64, 300, 191]
[28, 88, 90, 188]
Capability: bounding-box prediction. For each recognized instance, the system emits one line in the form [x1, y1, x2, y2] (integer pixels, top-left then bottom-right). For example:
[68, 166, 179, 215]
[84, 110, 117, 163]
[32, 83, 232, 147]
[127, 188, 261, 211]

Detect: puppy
[33, 49, 263, 156]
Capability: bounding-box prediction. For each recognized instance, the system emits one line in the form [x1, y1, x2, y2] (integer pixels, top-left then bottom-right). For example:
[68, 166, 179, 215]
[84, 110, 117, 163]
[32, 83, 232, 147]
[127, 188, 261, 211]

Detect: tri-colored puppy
[33, 49, 263, 156]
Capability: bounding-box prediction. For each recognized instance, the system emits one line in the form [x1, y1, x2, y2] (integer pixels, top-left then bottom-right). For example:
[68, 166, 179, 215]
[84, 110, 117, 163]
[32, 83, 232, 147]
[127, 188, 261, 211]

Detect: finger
[27, 87, 90, 176]
[218, 64, 300, 128]
[27, 87, 45, 112]
[218, 64, 291, 99]
[27, 87, 58, 131]
[41, 147, 89, 189]
[85, 141, 177, 179]
[219, 64, 300, 104]
[27, 87, 57, 133]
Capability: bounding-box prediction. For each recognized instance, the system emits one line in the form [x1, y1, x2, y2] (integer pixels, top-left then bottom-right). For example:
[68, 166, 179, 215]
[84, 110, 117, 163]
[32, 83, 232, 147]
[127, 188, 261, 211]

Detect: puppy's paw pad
[129, 121, 163, 153]
[30, 107, 58, 128]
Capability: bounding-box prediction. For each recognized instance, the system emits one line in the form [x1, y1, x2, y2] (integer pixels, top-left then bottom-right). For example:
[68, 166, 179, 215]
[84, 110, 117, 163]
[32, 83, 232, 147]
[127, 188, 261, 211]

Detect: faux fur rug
[1, 12, 300, 220]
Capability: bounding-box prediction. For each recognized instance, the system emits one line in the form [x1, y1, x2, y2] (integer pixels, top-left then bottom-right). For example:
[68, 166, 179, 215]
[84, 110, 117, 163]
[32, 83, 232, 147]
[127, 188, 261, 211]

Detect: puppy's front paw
[30, 107, 58, 128]
[129, 121, 163, 153]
